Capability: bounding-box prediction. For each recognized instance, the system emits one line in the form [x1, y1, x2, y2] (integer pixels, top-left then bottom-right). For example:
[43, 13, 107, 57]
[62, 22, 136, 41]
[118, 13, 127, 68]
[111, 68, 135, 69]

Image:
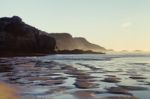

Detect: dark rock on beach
[72, 90, 97, 99]
[0, 64, 13, 72]
[101, 96, 139, 99]
[74, 80, 99, 89]
[129, 76, 147, 80]
[102, 77, 121, 83]
[106, 87, 132, 95]
[118, 85, 148, 91]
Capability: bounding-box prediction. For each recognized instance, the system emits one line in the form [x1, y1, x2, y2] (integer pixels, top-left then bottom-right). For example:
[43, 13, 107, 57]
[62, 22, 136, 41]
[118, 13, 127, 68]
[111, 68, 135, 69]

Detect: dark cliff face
[49, 33, 106, 52]
[0, 16, 56, 56]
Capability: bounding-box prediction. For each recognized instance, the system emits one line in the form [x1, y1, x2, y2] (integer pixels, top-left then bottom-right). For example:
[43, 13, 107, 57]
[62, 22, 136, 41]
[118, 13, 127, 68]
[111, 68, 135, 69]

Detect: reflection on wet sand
[0, 54, 150, 99]
[0, 82, 20, 99]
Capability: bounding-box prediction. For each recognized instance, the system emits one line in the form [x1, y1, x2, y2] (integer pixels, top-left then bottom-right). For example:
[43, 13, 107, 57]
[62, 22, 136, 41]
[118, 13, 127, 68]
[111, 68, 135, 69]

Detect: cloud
[121, 22, 132, 28]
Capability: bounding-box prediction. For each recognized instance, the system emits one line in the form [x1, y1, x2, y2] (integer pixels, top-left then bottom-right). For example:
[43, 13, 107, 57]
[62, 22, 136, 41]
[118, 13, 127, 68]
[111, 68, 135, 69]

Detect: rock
[72, 90, 104, 99]
[0, 64, 13, 72]
[145, 82, 150, 85]
[102, 77, 121, 83]
[104, 75, 116, 77]
[57, 49, 105, 54]
[76, 78, 96, 82]
[72, 90, 96, 99]
[118, 85, 148, 91]
[66, 70, 87, 76]
[74, 80, 99, 89]
[61, 65, 77, 71]
[75, 75, 97, 79]
[9, 77, 20, 81]
[106, 87, 132, 95]
[38, 80, 64, 86]
[101, 96, 139, 99]
[51, 77, 68, 80]
[0, 16, 56, 56]
[26, 77, 51, 81]
[129, 76, 147, 79]
[35, 61, 56, 68]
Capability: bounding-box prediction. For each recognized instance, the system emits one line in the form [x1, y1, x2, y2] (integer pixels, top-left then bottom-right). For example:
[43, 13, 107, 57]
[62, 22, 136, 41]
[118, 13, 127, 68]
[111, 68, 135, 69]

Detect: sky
[0, 0, 150, 51]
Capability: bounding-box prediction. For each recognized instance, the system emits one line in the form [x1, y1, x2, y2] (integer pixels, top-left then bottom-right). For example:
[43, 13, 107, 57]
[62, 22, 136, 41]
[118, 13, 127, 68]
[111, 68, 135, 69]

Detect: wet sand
[0, 55, 150, 99]
[0, 82, 20, 99]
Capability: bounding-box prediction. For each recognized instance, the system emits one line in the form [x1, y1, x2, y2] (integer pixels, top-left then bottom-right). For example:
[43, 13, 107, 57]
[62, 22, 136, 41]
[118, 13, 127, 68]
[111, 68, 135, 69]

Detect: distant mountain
[49, 33, 106, 52]
[74, 37, 106, 52]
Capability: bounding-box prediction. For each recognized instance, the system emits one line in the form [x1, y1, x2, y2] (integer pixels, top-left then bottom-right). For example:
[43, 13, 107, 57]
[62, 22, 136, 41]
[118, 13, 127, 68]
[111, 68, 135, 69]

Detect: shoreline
[0, 54, 149, 99]
[0, 51, 105, 58]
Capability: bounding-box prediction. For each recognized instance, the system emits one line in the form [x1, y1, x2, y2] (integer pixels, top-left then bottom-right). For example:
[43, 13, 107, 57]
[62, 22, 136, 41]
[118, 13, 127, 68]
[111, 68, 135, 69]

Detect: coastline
[0, 50, 105, 57]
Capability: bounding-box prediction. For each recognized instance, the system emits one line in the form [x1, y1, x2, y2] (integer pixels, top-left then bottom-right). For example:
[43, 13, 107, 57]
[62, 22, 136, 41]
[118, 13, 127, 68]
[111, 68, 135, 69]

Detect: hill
[49, 33, 106, 52]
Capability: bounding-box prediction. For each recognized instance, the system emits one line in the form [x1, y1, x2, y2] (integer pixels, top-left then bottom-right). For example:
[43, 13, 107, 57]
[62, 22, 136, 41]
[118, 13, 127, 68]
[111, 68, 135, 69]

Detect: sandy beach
[0, 82, 20, 99]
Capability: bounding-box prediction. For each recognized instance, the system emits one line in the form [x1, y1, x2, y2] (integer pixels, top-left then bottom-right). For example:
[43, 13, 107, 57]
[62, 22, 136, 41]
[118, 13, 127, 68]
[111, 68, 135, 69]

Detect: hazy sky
[0, 0, 150, 51]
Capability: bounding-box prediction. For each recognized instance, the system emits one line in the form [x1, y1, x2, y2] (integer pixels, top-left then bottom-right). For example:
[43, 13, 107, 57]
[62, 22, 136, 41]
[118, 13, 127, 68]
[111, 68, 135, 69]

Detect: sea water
[37, 53, 150, 99]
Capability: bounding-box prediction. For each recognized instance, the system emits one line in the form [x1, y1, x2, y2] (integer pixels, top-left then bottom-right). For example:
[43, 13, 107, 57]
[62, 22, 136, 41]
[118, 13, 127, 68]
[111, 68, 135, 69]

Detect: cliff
[0, 16, 106, 56]
[74, 37, 106, 52]
[0, 16, 56, 56]
[49, 33, 106, 52]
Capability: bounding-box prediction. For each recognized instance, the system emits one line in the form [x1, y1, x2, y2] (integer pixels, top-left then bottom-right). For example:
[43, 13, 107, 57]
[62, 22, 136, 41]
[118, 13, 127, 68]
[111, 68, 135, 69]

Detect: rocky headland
[0, 16, 106, 57]
[0, 16, 56, 56]
[49, 33, 106, 52]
